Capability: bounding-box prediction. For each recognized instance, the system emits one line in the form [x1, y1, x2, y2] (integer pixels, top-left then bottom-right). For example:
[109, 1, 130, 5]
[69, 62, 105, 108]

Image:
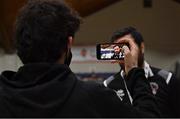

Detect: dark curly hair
[111, 27, 144, 47]
[15, 0, 81, 64]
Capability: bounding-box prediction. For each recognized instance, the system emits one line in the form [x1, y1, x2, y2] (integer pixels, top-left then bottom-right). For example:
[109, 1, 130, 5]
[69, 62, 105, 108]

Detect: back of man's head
[15, 0, 81, 64]
[111, 27, 144, 48]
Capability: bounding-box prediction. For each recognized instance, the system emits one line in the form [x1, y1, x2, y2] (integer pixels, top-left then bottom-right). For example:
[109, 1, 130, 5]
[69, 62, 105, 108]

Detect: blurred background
[0, 0, 180, 82]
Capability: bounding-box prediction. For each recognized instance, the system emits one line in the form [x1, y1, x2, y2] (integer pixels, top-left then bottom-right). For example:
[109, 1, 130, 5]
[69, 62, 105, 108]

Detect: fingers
[110, 38, 138, 74]
[119, 40, 138, 75]
[118, 38, 139, 60]
[122, 45, 130, 55]
[117, 38, 137, 51]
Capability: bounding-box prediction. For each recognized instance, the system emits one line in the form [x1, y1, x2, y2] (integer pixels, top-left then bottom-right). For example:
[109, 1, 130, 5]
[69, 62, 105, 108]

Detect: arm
[121, 37, 160, 117]
[90, 41, 160, 117]
[91, 68, 160, 117]
[125, 67, 160, 117]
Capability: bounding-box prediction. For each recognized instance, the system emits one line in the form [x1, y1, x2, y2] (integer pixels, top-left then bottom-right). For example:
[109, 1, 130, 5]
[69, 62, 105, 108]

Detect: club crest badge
[150, 82, 159, 95]
[116, 89, 125, 101]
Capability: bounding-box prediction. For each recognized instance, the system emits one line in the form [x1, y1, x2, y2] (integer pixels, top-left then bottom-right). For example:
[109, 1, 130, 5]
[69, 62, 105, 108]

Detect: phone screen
[96, 43, 125, 60]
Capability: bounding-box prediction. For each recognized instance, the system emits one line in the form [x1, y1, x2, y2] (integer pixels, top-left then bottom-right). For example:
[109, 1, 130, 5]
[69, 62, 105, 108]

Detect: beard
[64, 49, 72, 66]
[138, 50, 144, 68]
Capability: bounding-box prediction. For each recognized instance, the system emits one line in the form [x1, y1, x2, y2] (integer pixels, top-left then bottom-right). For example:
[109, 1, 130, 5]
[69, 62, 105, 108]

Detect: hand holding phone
[118, 38, 139, 74]
[96, 40, 138, 75]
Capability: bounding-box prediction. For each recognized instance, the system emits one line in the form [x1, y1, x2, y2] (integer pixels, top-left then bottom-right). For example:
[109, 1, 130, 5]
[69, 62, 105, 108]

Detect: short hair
[15, 0, 81, 64]
[113, 45, 120, 49]
[111, 27, 144, 47]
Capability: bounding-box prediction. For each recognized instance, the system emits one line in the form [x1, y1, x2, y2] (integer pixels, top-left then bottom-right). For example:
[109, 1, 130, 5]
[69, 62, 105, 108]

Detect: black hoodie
[0, 63, 159, 117]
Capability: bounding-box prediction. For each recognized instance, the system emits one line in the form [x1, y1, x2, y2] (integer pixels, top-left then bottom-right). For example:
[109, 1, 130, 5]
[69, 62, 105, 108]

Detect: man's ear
[68, 36, 74, 49]
[141, 42, 145, 53]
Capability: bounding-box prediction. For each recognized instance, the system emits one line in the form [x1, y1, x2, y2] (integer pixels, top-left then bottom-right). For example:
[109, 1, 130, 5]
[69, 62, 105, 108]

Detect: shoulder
[77, 79, 114, 94]
[76, 79, 119, 101]
[150, 66, 171, 76]
[150, 66, 161, 74]
[103, 72, 121, 87]
[150, 66, 173, 84]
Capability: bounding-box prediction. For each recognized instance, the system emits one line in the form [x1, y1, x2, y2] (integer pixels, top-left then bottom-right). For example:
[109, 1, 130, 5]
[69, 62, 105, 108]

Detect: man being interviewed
[104, 27, 175, 117]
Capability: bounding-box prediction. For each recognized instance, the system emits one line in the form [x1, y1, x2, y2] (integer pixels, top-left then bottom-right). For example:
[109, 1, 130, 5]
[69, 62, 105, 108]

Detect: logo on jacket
[150, 82, 159, 95]
[116, 89, 125, 101]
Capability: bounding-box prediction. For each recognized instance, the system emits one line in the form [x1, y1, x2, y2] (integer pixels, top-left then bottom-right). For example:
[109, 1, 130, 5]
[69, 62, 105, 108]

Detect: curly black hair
[111, 27, 144, 47]
[15, 0, 81, 64]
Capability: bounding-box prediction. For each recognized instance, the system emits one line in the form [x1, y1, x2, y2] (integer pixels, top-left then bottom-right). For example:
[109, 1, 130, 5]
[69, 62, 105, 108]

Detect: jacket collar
[120, 61, 154, 79]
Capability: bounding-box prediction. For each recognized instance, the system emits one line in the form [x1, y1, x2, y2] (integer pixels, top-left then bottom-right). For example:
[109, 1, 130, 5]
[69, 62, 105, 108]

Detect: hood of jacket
[0, 63, 77, 117]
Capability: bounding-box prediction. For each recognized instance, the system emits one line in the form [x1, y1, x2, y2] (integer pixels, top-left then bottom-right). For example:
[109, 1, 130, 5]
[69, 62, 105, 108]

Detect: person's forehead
[114, 34, 133, 43]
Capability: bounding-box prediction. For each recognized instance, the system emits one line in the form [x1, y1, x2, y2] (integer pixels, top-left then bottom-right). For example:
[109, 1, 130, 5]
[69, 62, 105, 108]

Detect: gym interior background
[0, 0, 180, 81]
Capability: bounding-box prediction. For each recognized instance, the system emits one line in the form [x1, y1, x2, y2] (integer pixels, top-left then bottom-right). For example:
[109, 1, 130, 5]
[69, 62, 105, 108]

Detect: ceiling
[0, 0, 120, 53]
[0, 0, 179, 53]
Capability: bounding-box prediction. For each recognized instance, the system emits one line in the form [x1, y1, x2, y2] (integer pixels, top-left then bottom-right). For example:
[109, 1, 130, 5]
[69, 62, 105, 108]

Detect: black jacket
[0, 63, 159, 117]
[104, 66, 175, 117]
[168, 75, 180, 117]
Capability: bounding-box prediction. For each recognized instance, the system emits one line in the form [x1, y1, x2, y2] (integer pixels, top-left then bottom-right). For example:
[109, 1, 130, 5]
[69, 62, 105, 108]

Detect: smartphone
[96, 43, 126, 60]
